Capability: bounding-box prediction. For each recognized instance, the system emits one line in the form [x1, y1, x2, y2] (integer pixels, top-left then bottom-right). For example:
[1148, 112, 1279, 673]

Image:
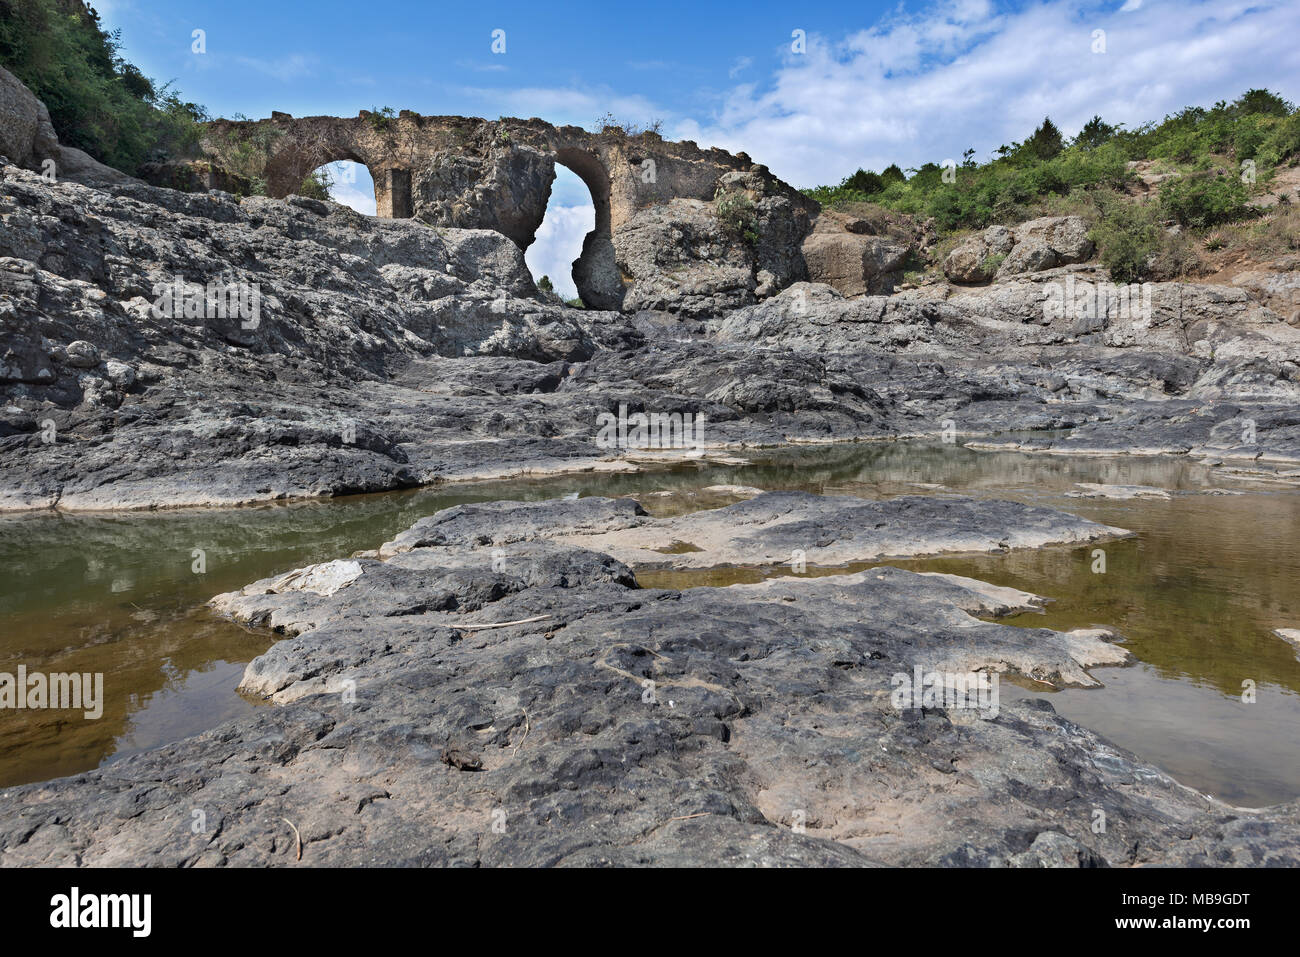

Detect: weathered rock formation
[801, 209, 913, 297]
[1, 69, 1297, 512]
[943, 216, 1095, 284]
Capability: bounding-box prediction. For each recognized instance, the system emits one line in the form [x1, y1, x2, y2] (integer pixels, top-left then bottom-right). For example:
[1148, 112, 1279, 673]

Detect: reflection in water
[1, 440, 1298, 805]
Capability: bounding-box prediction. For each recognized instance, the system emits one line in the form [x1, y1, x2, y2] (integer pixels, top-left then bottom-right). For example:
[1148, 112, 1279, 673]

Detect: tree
[0, 0, 207, 174]
[843, 168, 884, 194]
[297, 167, 334, 201]
[1230, 89, 1294, 118]
[1023, 117, 1064, 160]
[881, 163, 906, 185]
[537, 275, 555, 293]
[1075, 115, 1118, 149]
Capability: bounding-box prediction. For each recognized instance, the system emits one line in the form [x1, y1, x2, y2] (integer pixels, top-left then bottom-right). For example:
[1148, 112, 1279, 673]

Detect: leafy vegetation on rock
[715, 187, 760, 245]
[0, 0, 207, 175]
[808, 89, 1299, 283]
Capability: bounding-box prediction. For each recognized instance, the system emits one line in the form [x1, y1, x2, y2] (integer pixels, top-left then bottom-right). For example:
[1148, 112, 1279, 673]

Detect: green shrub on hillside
[1257, 113, 1300, 168]
[0, 0, 207, 175]
[1159, 173, 1252, 228]
[1089, 199, 1164, 284]
[805, 88, 1297, 237]
[1087, 192, 1203, 283]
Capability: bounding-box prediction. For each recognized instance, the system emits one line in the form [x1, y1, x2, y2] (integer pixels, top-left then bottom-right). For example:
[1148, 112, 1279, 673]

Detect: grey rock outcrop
[0, 66, 60, 171]
[803, 209, 913, 296]
[3, 89, 1299, 514]
[943, 216, 1095, 284]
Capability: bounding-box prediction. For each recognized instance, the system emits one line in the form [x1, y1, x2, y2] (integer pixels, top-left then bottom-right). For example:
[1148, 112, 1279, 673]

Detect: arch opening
[263, 143, 399, 216]
[303, 160, 377, 215]
[551, 147, 621, 310]
[525, 165, 594, 304]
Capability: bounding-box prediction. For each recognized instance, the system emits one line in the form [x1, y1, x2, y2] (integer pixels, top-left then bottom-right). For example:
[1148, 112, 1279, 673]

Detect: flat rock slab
[3, 493, 1298, 867]
[380, 490, 1132, 570]
[1068, 483, 1172, 499]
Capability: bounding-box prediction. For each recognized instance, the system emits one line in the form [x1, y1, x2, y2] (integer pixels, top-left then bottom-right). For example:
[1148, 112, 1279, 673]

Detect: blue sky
[95, 0, 1300, 297]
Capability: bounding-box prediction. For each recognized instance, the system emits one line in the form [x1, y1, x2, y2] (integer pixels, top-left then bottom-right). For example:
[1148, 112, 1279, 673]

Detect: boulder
[0, 66, 59, 171]
[64, 341, 100, 368]
[946, 216, 1097, 284]
[804, 230, 910, 296]
[1015, 215, 1094, 262]
[995, 237, 1060, 279]
[943, 237, 998, 284]
[615, 198, 756, 316]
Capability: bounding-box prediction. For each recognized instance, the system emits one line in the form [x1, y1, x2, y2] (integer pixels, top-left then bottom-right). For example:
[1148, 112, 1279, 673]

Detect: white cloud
[679, 0, 1300, 188]
[526, 203, 595, 301]
[325, 162, 376, 216]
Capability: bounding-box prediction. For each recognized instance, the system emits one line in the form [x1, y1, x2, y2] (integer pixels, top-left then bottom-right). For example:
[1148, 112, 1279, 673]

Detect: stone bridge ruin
[199, 111, 823, 313]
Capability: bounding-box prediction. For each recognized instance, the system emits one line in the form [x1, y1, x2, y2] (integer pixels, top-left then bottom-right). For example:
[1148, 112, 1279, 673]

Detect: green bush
[1233, 115, 1268, 160]
[802, 88, 1297, 237]
[367, 106, 397, 132]
[1258, 113, 1300, 168]
[881, 163, 906, 185]
[844, 169, 884, 194]
[1159, 173, 1252, 228]
[1022, 117, 1064, 161]
[297, 167, 333, 201]
[1089, 199, 1164, 284]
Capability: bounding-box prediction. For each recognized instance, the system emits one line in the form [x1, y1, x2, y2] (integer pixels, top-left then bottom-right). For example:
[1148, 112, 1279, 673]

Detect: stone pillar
[373, 168, 412, 219]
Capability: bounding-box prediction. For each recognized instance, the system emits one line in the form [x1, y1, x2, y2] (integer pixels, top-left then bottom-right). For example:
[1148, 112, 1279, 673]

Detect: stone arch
[262, 143, 408, 217]
[198, 111, 819, 313]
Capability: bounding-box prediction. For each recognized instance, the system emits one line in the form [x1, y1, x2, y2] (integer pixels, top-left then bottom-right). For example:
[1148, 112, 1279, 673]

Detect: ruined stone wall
[198, 111, 819, 312]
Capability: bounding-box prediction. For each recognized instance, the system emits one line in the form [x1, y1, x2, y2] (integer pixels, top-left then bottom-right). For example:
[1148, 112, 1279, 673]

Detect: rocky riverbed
[6, 491, 1299, 867]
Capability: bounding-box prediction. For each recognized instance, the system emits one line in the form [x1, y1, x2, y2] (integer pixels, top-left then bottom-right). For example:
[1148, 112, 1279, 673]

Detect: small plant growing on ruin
[367, 106, 397, 132]
[593, 112, 664, 140]
[715, 187, 760, 245]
